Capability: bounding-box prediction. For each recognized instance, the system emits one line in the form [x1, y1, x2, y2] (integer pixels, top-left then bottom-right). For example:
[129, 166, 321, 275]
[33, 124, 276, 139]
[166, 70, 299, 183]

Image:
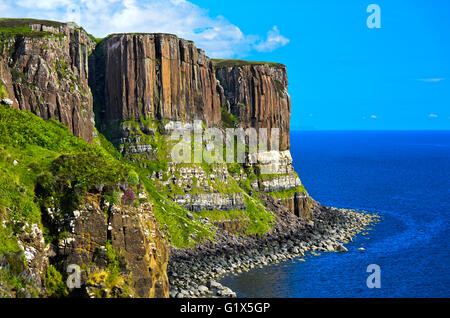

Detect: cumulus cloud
[429, 113, 438, 118]
[253, 26, 290, 52]
[0, 0, 290, 58]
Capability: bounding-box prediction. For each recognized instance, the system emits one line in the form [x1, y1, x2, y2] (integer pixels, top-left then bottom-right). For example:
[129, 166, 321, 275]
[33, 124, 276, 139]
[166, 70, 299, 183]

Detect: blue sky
[1, 0, 449, 130]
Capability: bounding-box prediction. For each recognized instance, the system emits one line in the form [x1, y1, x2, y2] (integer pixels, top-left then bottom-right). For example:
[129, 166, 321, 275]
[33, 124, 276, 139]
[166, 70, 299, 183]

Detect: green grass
[0, 19, 65, 58]
[267, 185, 307, 200]
[0, 25, 63, 39]
[0, 104, 135, 272]
[243, 195, 275, 236]
[194, 194, 275, 237]
[221, 107, 239, 128]
[0, 18, 65, 29]
[0, 81, 8, 99]
[0, 264, 38, 297]
[139, 171, 214, 248]
[46, 265, 68, 297]
[213, 59, 285, 69]
[84, 241, 133, 298]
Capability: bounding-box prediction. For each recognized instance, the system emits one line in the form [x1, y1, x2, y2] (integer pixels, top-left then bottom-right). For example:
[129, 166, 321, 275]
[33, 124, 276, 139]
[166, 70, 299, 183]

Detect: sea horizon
[220, 130, 449, 297]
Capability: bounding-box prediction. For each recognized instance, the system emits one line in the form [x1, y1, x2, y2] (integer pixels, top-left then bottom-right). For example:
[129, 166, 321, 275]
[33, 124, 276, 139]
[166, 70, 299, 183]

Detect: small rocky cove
[168, 195, 379, 298]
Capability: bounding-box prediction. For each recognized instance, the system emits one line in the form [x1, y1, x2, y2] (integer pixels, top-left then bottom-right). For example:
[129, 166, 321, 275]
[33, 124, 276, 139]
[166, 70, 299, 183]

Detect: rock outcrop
[89, 34, 308, 216]
[90, 33, 222, 130]
[214, 62, 307, 216]
[46, 196, 169, 298]
[0, 19, 96, 142]
[215, 61, 291, 151]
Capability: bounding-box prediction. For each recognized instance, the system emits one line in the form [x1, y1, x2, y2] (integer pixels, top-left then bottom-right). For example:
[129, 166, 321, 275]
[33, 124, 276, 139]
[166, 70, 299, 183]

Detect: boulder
[336, 244, 348, 252]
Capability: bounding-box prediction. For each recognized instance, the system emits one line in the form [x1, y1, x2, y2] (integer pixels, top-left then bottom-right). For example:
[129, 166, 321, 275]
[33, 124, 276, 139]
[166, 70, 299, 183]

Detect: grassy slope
[0, 105, 99, 293]
[0, 19, 63, 40]
[0, 81, 8, 99]
[0, 18, 97, 48]
[0, 105, 213, 294]
[0, 105, 217, 253]
[0, 104, 276, 255]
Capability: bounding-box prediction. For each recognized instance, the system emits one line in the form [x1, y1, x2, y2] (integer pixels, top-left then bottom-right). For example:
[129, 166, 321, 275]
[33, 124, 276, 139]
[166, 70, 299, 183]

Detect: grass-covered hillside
[0, 18, 97, 42]
[0, 103, 277, 266]
[0, 104, 215, 294]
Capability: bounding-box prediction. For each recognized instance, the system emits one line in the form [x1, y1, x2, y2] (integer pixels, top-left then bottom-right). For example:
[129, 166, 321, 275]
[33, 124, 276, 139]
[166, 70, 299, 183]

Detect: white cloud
[429, 113, 438, 118]
[371, 115, 377, 119]
[0, 0, 290, 58]
[417, 78, 445, 82]
[253, 26, 290, 52]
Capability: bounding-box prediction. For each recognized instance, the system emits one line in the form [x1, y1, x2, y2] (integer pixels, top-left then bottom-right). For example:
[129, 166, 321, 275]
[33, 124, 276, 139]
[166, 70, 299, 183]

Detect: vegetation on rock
[0, 18, 308, 298]
[212, 59, 286, 69]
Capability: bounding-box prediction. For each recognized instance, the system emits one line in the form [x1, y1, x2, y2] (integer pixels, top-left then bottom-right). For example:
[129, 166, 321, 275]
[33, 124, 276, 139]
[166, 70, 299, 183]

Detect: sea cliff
[0, 18, 377, 298]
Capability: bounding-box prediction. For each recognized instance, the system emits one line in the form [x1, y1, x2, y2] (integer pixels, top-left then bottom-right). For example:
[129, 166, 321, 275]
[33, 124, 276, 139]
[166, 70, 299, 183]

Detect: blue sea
[220, 131, 450, 297]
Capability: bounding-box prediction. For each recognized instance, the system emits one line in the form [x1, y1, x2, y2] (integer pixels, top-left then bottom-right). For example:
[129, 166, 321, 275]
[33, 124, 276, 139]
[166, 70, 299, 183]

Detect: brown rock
[49, 196, 169, 298]
[0, 20, 96, 142]
[90, 33, 222, 129]
[215, 63, 291, 150]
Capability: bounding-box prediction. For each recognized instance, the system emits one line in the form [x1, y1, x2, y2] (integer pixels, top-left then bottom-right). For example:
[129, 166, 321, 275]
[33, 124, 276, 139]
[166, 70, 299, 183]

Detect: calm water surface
[220, 131, 449, 297]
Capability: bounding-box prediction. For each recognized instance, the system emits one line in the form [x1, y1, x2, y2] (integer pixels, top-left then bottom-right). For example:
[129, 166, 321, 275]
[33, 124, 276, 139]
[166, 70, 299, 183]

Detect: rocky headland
[0, 18, 379, 298]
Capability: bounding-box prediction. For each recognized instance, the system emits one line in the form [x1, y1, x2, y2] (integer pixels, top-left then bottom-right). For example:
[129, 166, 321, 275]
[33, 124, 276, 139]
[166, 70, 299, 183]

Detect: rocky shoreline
[167, 196, 380, 298]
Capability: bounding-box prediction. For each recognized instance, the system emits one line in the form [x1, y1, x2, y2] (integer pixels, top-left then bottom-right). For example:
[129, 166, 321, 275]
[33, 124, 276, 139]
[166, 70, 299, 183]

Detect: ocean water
[220, 131, 450, 297]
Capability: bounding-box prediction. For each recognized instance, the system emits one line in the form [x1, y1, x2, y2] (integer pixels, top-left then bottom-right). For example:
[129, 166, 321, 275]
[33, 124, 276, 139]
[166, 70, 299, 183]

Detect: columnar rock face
[90, 33, 222, 129]
[215, 63, 291, 151]
[0, 20, 96, 142]
[89, 36, 308, 216]
[214, 62, 310, 217]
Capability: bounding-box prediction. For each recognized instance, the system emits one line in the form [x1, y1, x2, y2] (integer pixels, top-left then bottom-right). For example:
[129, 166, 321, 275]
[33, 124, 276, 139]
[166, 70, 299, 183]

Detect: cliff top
[1, 19, 285, 68]
[0, 18, 66, 29]
[0, 18, 96, 42]
[212, 59, 286, 69]
[107, 32, 188, 39]
[104, 32, 198, 46]
[0, 18, 62, 38]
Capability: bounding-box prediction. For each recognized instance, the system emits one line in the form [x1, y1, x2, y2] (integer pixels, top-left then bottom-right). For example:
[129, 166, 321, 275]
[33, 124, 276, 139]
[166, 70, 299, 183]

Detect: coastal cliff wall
[89, 34, 309, 218]
[90, 33, 222, 129]
[1, 18, 316, 298]
[0, 20, 168, 298]
[215, 61, 291, 151]
[214, 61, 307, 217]
[0, 19, 96, 142]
